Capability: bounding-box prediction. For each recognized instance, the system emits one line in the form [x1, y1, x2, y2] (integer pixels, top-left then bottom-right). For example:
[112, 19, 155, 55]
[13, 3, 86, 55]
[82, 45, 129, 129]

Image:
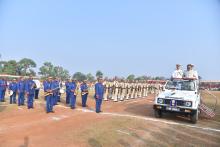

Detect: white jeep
[153, 79, 200, 123]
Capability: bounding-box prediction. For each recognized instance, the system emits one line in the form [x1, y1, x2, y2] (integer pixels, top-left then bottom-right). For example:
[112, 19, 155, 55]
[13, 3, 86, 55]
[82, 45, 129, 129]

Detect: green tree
[0, 61, 6, 73]
[127, 74, 135, 81]
[38, 62, 54, 78]
[39, 62, 70, 80]
[54, 66, 70, 80]
[96, 70, 103, 78]
[73, 72, 87, 81]
[154, 76, 166, 80]
[86, 73, 95, 82]
[18, 58, 36, 76]
[2, 60, 17, 75]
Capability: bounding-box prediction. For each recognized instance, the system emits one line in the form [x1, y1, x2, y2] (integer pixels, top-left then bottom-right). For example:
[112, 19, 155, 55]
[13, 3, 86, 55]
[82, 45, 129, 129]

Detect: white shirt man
[191, 64, 199, 80]
[184, 64, 198, 80]
[172, 64, 183, 79]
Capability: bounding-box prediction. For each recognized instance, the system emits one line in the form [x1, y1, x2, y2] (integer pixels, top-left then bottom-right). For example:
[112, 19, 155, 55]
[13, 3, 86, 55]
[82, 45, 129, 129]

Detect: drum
[9, 90, 14, 96]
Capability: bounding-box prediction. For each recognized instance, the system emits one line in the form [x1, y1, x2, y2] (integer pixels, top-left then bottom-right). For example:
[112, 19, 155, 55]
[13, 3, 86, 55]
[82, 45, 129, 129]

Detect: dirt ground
[0, 91, 220, 147]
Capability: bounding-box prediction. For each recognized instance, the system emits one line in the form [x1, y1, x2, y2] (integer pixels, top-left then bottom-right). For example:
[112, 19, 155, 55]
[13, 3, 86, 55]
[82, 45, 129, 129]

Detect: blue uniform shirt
[69, 82, 76, 92]
[17, 80, 25, 93]
[80, 83, 88, 92]
[25, 79, 36, 94]
[95, 82, 104, 99]
[51, 80, 59, 94]
[65, 82, 70, 92]
[9, 82, 17, 92]
[44, 81, 52, 92]
[0, 80, 7, 90]
[0, 79, 3, 90]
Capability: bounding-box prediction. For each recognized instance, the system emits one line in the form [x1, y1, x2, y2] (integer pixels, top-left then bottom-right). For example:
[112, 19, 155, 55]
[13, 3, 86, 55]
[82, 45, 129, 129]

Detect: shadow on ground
[124, 103, 193, 123]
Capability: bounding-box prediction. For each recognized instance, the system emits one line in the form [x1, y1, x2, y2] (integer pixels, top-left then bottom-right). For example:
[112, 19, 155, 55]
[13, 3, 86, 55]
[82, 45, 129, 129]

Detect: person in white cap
[172, 64, 183, 79]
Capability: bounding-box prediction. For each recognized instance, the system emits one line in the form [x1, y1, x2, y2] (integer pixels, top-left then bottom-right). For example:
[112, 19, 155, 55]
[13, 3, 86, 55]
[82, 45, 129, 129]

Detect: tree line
[0, 57, 166, 81]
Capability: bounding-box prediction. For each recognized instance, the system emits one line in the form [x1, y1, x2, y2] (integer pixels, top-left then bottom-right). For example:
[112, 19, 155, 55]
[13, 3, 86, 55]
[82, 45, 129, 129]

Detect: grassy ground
[201, 90, 220, 121]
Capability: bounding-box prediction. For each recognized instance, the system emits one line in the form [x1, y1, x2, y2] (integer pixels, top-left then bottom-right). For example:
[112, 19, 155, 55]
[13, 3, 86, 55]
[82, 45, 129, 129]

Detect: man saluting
[94, 77, 104, 113]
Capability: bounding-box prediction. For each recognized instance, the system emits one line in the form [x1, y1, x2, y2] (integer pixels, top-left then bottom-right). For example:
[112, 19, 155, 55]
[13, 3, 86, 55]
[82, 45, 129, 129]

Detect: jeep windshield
[165, 80, 195, 91]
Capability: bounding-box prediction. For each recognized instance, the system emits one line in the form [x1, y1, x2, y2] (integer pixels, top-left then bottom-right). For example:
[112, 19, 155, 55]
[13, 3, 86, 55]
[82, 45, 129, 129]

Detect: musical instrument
[9, 90, 14, 96]
[44, 87, 60, 97]
[81, 90, 89, 95]
[59, 88, 65, 94]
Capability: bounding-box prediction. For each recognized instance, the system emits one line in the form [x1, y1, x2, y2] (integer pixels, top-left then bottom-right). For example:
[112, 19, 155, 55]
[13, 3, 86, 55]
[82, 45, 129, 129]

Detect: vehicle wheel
[190, 110, 198, 124]
[154, 109, 162, 118]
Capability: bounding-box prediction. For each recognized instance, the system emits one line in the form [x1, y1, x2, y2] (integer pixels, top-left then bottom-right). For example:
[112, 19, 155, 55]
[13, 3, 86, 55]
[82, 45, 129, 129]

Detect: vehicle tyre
[154, 109, 162, 118]
[190, 110, 198, 124]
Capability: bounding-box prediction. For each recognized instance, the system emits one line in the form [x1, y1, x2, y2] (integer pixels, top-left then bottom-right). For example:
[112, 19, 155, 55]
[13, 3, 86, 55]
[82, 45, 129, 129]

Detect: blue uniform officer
[80, 80, 89, 107]
[95, 78, 104, 113]
[9, 79, 17, 104]
[69, 79, 77, 109]
[65, 79, 71, 104]
[0, 78, 7, 102]
[17, 77, 25, 106]
[25, 76, 36, 109]
[44, 77, 54, 113]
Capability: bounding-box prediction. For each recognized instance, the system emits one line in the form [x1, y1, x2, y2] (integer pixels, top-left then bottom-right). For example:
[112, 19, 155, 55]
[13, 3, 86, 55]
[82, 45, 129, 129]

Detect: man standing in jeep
[184, 64, 198, 80]
[172, 64, 183, 79]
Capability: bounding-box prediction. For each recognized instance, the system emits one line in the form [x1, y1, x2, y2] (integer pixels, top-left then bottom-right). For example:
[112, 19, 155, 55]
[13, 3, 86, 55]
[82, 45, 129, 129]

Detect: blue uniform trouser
[0, 90, 6, 102]
[66, 91, 70, 104]
[18, 92, 25, 106]
[53, 94, 58, 105]
[35, 89, 39, 99]
[0, 90, 3, 102]
[10, 92, 17, 104]
[2, 90, 6, 101]
[58, 93, 61, 102]
[27, 94, 34, 108]
[46, 95, 53, 112]
[70, 93, 76, 109]
[82, 94, 88, 107]
[95, 98, 103, 112]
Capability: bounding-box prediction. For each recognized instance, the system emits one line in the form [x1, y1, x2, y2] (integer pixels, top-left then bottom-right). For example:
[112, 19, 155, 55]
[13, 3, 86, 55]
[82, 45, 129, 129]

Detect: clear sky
[0, 0, 220, 80]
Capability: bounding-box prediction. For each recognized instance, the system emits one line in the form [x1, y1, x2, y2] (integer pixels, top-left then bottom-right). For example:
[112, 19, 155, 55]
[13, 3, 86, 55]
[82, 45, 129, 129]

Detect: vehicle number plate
[166, 107, 180, 111]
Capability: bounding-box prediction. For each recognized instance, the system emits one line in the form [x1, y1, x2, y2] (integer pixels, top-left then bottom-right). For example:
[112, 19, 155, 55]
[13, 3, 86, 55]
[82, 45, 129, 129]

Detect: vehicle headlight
[185, 101, 192, 107]
[157, 98, 164, 104]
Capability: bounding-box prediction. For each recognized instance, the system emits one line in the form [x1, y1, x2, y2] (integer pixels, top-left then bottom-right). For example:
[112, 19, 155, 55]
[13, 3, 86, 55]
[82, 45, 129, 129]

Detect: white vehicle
[153, 79, 200, 123]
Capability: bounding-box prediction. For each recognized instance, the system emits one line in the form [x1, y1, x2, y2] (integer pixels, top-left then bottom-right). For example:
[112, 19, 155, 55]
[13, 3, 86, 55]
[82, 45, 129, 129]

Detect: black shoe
[96, 111, 102, 113]
[51, 111, 55, 113]
[71, 107, 75, 109]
